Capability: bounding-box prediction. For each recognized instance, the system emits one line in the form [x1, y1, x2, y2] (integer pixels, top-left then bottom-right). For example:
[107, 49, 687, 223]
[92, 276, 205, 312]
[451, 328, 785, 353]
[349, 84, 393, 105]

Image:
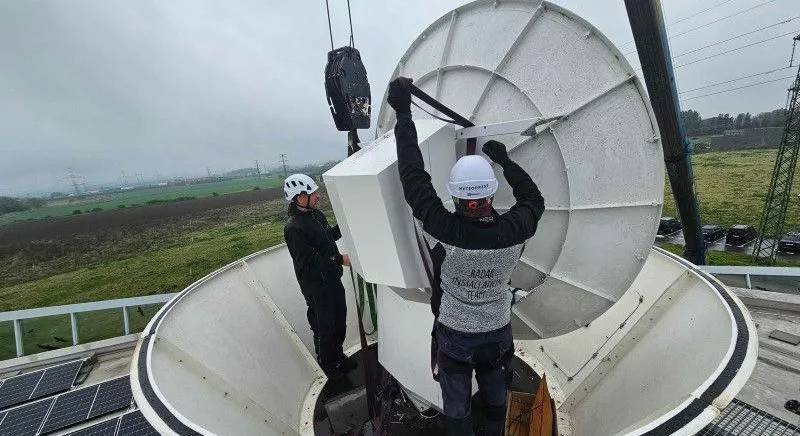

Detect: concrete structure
[708, 127, 784, 151]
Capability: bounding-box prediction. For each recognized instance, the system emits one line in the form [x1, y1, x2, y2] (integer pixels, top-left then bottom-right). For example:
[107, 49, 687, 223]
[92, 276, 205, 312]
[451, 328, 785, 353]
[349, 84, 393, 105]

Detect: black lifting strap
[404, 82, 478, 155]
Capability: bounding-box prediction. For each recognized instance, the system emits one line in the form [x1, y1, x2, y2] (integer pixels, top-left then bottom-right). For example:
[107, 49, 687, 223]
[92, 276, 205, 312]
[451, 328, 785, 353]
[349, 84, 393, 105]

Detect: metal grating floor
[699, 399, 800, 435]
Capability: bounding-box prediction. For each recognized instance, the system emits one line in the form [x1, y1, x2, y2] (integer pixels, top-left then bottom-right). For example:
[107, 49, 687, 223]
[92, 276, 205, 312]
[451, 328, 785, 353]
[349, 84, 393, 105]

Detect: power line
[623, 14, 796, 57]
[621, 0, 783, 49]
[631, 31, 796, 72]
[619, 0, 736, 48]
[679, 65, 795, 93]
[681, 75, 795, 101]
[670, 0, 782, 40]
[669, 0, 737, 28]
[279, 154, 288, 178]
[674, 30, 799, 69]
[672, 17, 800, 59]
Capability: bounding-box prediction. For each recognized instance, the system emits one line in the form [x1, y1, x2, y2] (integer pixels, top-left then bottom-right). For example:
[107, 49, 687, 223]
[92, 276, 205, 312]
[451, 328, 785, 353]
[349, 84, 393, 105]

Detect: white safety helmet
[447, 155, 498, 199]
[284, 174, 319, 201]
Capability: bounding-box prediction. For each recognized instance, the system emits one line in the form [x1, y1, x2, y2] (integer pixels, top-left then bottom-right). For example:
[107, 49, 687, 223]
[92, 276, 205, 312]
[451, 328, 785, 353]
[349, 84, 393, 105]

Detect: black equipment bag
[325, 46, 371, 131]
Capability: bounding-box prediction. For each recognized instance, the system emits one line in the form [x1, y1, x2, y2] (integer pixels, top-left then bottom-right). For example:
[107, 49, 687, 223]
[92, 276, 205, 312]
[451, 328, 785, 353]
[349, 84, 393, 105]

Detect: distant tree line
[292, 161, 339, 178]
[682, 108, 788, 137]
[224, 168, 260, 178]
[0, 196, 46, 215]
[252, 160, 340, 179]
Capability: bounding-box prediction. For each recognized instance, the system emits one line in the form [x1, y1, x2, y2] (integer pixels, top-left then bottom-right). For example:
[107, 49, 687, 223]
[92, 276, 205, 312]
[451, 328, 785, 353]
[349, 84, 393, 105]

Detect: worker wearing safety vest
[283, 174, 357, 380]
[388, 77, 545, 436]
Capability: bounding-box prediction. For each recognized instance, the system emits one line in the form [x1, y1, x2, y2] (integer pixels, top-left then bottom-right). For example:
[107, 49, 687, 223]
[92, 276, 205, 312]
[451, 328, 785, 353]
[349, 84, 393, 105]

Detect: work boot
[338, 355, 359, 374]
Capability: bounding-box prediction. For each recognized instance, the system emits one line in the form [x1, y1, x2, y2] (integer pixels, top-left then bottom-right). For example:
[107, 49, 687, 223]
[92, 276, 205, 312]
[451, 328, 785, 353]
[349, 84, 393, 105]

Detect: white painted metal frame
[513, 247, 758, 435]
[372, 0, 665, 337]
[132, 243, 374, 436]
[127, 242, 763, 436]
[454, 117, 547, 139]
[1, 293, 174, 357]
[701, 265, 800, 291]
[124, 1, 762, 434]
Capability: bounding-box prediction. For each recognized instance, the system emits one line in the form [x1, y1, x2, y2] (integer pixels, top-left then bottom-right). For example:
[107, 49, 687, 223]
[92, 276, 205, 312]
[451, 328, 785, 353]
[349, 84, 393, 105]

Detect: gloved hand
[482, 140, 510, 165]
[388, 77, 413, 115]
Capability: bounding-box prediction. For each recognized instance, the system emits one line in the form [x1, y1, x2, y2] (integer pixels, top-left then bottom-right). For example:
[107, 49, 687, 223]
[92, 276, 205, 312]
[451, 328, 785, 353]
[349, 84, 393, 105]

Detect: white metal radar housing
[373, 0, 664, 337]
[131, 2, 757, 435]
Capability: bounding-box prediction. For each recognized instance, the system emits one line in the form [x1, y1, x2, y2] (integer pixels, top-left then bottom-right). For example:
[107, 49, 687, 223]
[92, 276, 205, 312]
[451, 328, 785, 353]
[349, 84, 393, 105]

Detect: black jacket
[284, 203, 343, 295]
[395, 113, 545, 331]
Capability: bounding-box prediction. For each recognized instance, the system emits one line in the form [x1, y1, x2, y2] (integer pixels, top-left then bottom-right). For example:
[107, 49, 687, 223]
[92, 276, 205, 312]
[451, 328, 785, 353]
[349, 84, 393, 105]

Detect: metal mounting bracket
[454, 115, 564, 140]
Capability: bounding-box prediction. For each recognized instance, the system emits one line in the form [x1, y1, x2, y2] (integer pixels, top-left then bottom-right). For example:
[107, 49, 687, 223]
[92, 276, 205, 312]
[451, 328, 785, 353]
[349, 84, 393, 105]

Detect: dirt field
[0, 187, 285, 287]
[1, 187, 283, 244]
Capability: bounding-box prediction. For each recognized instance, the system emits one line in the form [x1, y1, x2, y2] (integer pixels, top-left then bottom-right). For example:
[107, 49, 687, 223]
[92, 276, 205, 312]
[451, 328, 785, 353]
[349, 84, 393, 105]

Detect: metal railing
[700, 265, 800, 290]
[2, 264, 798, 358]
[0, 293, 176, 358]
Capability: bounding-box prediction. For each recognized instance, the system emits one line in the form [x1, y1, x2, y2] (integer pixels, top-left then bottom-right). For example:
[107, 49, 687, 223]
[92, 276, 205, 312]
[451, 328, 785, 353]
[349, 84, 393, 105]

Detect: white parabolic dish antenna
[376, 0, 664, 337]
[130, 1, 758, 435]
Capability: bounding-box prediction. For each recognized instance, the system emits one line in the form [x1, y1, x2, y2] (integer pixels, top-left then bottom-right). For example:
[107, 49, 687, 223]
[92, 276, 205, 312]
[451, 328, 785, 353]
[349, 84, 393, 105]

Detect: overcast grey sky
[0, 0, 796, 196]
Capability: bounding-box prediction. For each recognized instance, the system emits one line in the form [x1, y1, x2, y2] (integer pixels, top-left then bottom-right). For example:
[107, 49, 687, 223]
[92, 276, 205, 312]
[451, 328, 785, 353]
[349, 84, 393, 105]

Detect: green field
[0, 220, 288, 312]
[657, 242, 799, 267]
[0, 197, 324, 359]
[0, 176, 283, 226]
[662, 149, 800, 231]
[0, 214, 289, 359]
[0, 304, 162, 359]
[2, 149, 800, 360]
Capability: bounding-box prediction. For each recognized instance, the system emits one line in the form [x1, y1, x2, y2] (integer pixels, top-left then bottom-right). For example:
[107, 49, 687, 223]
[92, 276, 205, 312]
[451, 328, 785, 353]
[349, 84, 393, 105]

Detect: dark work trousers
[437, 322, 513, 436]
[303, 280, 348, 374]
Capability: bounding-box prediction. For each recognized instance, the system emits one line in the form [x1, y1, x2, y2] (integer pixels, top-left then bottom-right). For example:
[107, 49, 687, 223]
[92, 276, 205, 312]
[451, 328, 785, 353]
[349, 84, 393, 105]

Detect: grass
[663, 149, 800, 231]
[0, 221, 287, 312]
[0, 196, 335, 360]
[0, 176, 283, 226]
[0, 304, 162, 360]
[656, 242, 800, 267]
[3, 149, 799, 359]
[0, 221, 286, 359]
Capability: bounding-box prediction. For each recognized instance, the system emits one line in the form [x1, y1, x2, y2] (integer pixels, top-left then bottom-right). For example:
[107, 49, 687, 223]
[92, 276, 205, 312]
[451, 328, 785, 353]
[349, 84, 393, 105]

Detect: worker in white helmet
[388, 77, 545, 436]
[283, 174, 356, 379]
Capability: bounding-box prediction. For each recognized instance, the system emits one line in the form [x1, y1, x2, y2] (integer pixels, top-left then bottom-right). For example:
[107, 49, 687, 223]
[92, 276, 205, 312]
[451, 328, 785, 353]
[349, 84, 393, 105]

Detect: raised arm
[482, 140, 545, 240]
[389, 78, 451, 227]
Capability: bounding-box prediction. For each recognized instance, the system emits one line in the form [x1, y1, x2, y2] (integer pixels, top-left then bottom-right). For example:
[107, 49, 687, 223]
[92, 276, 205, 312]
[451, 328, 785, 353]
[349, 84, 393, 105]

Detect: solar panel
[67, 417, 120, 436]
[0, 370, 44, 410]
[87, 377, 132, 419]
[699, 399, 800, 435]
[31, 360, 83, 399]
[116, 411, 158, 436]
[0, 397, 54, 436]
[39, 384, 99, 434]
[0, 359, 84, 411]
